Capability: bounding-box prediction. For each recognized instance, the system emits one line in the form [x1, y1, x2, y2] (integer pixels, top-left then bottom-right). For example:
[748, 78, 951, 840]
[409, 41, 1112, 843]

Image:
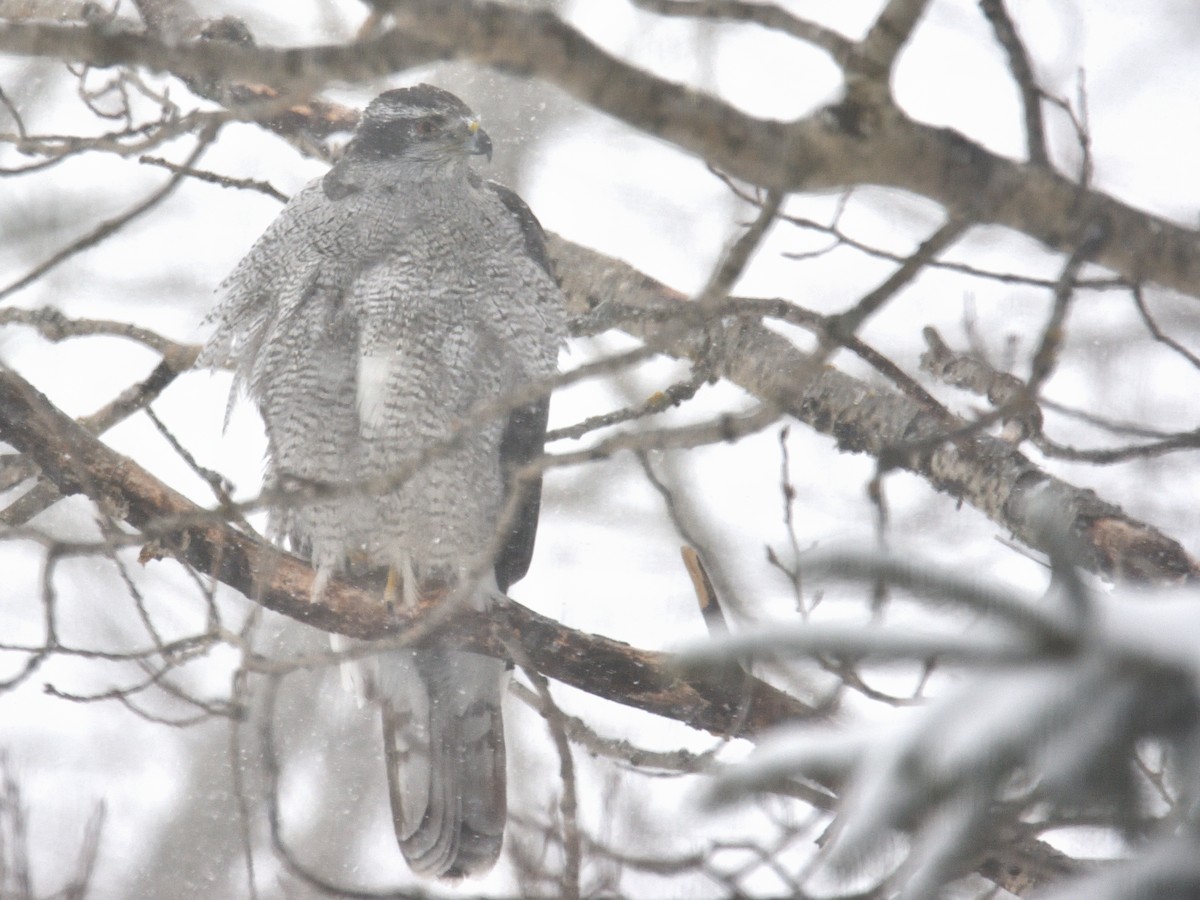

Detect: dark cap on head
[351, 84, 491, 162]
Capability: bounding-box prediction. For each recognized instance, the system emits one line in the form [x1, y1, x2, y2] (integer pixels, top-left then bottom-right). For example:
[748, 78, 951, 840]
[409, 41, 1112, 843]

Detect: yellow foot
[384, 556, 419, 612]
[384, 566, 400, 614]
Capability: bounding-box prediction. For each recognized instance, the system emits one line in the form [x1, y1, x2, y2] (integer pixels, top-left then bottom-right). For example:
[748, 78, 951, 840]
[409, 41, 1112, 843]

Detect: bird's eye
[414, 120, 437, 137]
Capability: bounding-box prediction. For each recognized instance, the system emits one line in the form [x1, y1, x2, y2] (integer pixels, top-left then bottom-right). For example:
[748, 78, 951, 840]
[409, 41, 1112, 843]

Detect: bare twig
[139, 154, 289, 201]
[923, 325, 1200, 463]
[510, 680, 721, 774]
[979, 0, 1048, 166]
[0, 123, 220, 302]
[514, 661, 581, 900]
[629, 0, 855, 66]
[697, 190, 782, 305]
[1026, 225, 1106, 395]
[0, 306, 190, 356]
[258, 676, 425, 899]
[826, 217, 969, 344]
[1132, 283, 1200, 371]
[544, 368, 708, 443]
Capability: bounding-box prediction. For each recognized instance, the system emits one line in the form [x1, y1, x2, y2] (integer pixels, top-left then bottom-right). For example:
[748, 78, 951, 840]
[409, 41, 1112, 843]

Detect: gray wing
[384, 185, 560, 876]
[487, 181, 556, 592]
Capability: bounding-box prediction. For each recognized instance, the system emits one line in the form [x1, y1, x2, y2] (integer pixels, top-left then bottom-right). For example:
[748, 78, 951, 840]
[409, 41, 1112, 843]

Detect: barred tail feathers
[380, 647, 507, 878]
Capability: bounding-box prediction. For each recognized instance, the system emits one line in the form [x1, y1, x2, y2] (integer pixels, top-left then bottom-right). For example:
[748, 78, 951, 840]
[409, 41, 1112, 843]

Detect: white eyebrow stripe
[373, 107, 433, 120]
[372, 106, 467, 122]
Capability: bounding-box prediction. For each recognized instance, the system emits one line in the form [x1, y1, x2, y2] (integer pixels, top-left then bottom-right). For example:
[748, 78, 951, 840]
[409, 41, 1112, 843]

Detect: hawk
[201, 85, 566, 877]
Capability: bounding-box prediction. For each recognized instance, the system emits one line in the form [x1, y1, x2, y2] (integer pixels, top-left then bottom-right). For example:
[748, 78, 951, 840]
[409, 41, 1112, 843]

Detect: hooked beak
[467, 120, 493, 162]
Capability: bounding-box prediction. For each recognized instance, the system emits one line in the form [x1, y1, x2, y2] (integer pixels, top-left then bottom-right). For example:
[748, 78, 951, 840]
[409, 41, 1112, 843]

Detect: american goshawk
[201, 84, 566, 878]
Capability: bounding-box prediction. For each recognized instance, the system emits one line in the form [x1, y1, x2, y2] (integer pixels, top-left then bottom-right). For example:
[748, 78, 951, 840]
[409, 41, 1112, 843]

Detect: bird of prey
[201, 84, 566, 878]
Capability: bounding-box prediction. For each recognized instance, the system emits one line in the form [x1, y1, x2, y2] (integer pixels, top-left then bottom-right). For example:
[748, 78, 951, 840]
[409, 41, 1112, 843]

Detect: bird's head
[350, 84, 493, 166]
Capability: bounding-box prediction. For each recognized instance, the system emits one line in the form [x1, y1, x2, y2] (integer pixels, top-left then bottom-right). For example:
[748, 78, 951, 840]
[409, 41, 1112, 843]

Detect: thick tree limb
[0, 344, 198, 527]
[851, 0, 932, 82]
[3, 7, 1199, 297]
[545, 235, 1200, 586]
[0, 365, 815, 737]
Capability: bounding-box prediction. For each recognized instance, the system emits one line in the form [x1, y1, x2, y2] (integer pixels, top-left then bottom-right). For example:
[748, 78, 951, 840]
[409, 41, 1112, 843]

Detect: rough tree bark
[0, 364, 814, 737]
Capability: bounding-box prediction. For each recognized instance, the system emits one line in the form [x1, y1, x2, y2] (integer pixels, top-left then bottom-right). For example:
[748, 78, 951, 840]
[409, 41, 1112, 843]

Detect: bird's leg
[402, 553, 419, 609]
[385, 552, 420, 612]
[384, 567, 399, 614]
[310, 564, 332, 603]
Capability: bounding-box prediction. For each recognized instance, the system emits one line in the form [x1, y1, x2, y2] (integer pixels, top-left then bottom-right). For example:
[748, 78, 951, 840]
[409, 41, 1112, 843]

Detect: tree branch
[545, 234, 1200, 585]
[978, 0, 1048, 166]
[0, 365, 816, 738]
[852, 0, 932, 82]
[628, 0, 855, 66]
[3, 10, 1200, 299]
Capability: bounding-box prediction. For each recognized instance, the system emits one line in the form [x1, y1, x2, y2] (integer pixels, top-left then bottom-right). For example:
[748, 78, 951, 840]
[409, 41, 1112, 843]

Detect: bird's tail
[379, 646, 507, 878]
